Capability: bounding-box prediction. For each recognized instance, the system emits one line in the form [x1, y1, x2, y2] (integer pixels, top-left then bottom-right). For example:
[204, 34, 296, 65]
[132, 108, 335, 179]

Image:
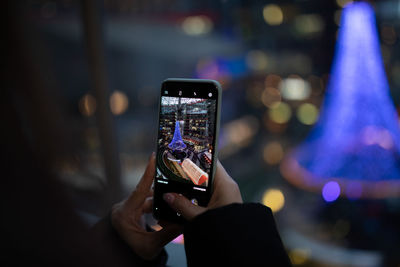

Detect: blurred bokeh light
[296, 103, 319, 125]
[110, 90, 129, 115]
[182, 15, 213, 36]
[262, 188, 285, 213]
[79, 93, 97, 117]
[263, 4, 284, 26]
[263, 141, 284, 165]
[279, 76, 311, 101]
[322, 181, 341, 202]
[268, 102, 292, 124]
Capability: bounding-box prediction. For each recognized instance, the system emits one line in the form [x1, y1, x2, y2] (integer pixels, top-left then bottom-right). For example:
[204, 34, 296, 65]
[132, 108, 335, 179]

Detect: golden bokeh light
[268, 102, 292, 124]
[262, 188, 285, 213]
[296, 103, 319, 125]
[263, 141, 284, 165]
[263, 4, 283, 26]
[110, 90, 129, 115]
[288, 248, 311, 265]
[79, 93, 96, 117]
[182, 15, 213, 35]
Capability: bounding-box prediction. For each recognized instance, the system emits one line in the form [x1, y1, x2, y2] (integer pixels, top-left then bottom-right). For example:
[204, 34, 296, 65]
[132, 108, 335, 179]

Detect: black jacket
[93, 203, 291, 267]
[184, 203, 292, 267]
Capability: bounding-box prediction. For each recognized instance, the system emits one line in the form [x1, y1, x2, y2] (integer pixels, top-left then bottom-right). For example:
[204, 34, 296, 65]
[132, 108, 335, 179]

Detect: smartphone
[153, 78, 221, 222]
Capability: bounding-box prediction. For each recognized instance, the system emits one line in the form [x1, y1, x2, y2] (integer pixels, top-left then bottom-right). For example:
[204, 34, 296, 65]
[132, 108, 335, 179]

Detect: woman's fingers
[142, 197, 153, 213]
[128, 153, 156, 208]
[135, 152, 156, 193]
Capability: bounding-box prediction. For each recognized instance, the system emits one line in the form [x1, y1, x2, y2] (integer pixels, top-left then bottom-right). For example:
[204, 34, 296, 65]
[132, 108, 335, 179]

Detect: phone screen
[153, 79, 220, 222]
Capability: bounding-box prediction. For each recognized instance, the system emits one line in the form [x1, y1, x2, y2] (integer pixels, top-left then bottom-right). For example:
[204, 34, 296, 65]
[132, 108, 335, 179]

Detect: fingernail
[163, 193, 175, 204]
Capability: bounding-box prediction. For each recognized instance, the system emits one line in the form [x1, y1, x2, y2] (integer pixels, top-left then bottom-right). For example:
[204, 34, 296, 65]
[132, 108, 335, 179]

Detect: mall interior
[157, 97, 214, 186]
[4, 0, 400, 266]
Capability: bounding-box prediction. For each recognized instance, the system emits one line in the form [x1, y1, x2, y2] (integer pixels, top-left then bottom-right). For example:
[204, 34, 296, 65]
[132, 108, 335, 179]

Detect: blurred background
[15, 0, 400, 266]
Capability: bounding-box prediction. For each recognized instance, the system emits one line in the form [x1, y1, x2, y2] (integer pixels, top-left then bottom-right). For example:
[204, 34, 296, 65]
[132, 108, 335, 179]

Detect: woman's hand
[163, 160, 243, 221]
[111, 153, 182, 260]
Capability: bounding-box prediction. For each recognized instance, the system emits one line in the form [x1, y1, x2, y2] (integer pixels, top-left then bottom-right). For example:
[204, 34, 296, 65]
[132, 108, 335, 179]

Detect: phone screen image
[153, 79, 220, 221]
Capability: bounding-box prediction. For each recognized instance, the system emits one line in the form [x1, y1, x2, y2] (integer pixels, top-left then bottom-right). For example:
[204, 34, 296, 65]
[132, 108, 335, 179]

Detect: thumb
[163, 193, 206, 221]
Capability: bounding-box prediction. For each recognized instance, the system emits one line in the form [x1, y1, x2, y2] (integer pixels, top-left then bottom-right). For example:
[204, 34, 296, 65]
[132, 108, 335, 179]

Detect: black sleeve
[183, 203, 292, 267]
[91, 214, 168, 267]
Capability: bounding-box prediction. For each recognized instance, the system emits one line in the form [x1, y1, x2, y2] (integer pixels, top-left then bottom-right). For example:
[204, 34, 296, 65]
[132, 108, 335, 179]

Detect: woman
[2, 2, 290, 266]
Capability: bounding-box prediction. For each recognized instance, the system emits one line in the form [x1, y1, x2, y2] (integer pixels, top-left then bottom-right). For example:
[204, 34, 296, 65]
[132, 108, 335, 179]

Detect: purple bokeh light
[322, 181, 341, 202]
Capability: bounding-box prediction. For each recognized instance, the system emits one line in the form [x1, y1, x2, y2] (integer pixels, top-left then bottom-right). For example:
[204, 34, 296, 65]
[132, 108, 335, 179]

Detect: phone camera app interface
[156, 95, 216, 188]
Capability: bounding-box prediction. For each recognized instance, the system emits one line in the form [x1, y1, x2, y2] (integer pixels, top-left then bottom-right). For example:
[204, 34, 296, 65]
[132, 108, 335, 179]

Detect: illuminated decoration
[281, 2, 400, 199]
[168, 121, 187, 151]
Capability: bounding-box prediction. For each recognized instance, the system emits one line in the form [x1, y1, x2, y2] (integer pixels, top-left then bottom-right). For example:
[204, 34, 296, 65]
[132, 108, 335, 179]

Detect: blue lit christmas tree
[282, 2, 400, 199]
[168, 121, 187, 151]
